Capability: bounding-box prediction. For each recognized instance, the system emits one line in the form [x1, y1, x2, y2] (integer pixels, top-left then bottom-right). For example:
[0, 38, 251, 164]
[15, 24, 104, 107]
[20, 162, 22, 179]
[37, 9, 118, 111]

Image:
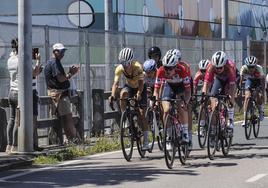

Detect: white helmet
[167, 48, 181, 61]
[244, 56, 257, 67]
[162, 53, 177, 67]
[211, 51, 227, 68]
[199, 59, 210, 70]
[118, 47, 134, 66]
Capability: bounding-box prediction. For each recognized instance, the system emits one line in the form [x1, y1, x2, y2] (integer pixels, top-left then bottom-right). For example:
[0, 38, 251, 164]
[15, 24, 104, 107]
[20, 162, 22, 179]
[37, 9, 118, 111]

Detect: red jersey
[193, 70, 205, 88]
[155, 63, 191, 89]
[204, 60, 236, 85]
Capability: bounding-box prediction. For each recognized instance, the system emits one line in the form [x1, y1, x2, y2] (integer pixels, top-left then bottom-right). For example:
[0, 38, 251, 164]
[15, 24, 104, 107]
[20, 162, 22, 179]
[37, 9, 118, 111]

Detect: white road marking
[246, 174, 267, 183]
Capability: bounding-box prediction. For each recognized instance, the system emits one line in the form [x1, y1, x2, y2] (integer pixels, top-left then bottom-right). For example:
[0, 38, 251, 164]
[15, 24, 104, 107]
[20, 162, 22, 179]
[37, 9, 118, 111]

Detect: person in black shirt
[44, 43, 80, 143]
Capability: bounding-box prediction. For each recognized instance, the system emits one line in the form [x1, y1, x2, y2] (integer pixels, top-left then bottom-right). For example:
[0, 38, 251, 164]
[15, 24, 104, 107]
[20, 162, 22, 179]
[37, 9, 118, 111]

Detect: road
[0, 119, 268, 188]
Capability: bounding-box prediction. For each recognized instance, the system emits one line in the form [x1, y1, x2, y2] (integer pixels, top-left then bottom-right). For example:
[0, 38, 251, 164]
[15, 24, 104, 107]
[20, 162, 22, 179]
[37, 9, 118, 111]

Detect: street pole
[221, 0, 228, 51]
[18, 0, 33, 152]
[104, 0, 113, 91]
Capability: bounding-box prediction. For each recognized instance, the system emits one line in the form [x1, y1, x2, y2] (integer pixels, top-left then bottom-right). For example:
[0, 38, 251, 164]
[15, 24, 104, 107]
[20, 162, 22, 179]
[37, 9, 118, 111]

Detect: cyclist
[109, 47, 150, 150]
[153, 53, 191, 143]
[143, 59, 157, 98]
[239, 55, 265, 124]
[202, 51, 237, 132]
[166, 48, 193, 147]
[148, 46, 162, 68]
[193, 59, 210, 95]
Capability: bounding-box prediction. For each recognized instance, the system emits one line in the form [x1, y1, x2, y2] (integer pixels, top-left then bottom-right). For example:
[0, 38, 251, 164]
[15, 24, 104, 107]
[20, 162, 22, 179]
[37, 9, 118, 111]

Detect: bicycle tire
[197, 105, 208, 148]
[135, 116, 146, 158]
[156, 110, 164, 151]
[207, 110, 219, 160]
[164, 114, 176, 169]
[178, 139, 188, 165]
[221, 106, 232, 156]
[252, 103, 260, 138]
[145, 107, 155, 153]
[120, 111, 134, 161]
[244, 101, 253, 140]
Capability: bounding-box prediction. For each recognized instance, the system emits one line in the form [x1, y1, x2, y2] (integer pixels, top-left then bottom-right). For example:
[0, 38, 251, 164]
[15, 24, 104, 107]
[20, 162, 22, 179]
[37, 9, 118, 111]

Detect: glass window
[182, 0, 198, 20]
[147, 0, 164, 17]
[198, 0, 212, 22]
[164, 0, 180, 17]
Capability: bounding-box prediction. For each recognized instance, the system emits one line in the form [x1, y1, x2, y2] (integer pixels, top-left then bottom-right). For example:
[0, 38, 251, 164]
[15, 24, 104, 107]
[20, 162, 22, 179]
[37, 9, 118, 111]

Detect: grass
[33, 136, 121, 165]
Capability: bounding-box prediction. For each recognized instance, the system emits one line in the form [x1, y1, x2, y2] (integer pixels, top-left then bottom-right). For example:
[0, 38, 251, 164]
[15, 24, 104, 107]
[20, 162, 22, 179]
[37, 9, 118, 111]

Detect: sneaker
[142, 142, 150, 150]
[166, 142, 172, 151]
[10, 146, 18, 153]
[199, 126, 205, 137]
[182, 133, 189, 143]
[5, 145, 11, 153]
[259, 111, 264, 121]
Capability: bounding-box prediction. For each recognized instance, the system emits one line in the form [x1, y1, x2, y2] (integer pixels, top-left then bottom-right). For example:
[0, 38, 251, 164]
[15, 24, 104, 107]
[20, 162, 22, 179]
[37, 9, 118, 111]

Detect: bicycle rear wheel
[145, 107, 155, 153]
[197, 105, 209, 148]
[252, 104, 260, 138]
[164, 114, 176, 169]
[207, 110, 219, 160]
[120, 111, 134, 161]
[155, 110, 164, 151]
[135, 117, 146, 158]
[244, 101, 253, 140]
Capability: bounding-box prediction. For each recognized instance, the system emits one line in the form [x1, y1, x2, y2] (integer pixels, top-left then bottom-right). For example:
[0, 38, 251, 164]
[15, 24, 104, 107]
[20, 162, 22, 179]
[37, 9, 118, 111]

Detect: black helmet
[148, 46, 161, 59]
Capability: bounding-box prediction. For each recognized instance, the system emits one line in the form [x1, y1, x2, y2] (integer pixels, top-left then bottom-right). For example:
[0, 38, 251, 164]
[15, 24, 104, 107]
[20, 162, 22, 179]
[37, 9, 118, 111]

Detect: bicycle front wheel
[197, 106, 209, 148]
[221, 107, 232, 156]
[244, 101, 253, 140]
[135, 118, 146, 158]
[120, 111, 134, 161]
[155, 110, 164, 151]
[207, 110, 219, 160]
[252, 104, 260, 138]
[164, 114, 176, 169]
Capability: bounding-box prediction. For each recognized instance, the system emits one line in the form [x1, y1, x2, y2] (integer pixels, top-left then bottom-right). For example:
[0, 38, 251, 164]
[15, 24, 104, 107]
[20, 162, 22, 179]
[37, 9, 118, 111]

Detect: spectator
[44, 43, 80, 143]
[6, 38, 42, 153]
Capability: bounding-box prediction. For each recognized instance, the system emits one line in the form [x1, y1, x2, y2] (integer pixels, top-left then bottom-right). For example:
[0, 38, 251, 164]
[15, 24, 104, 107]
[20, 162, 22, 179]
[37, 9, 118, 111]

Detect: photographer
[44, 43, 80, 143]
[6, 38, 42, 153]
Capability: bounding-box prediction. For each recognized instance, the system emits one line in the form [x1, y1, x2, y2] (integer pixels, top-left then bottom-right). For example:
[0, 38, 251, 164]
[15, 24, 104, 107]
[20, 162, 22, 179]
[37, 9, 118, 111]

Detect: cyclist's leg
[120, 85, 132, 113]
[225, 82, 236, 129]
[161, 83, 173, 122]
[210, 77, 223, 110]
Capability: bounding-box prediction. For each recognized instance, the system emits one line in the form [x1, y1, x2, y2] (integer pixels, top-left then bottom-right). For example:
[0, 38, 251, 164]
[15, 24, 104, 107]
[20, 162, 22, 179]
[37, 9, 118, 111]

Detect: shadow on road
[0, 162, 199, 187]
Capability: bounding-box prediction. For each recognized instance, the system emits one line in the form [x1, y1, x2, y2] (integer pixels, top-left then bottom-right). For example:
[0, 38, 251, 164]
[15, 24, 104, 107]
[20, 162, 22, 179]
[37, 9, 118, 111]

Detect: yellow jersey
[114, 61, 144, 88]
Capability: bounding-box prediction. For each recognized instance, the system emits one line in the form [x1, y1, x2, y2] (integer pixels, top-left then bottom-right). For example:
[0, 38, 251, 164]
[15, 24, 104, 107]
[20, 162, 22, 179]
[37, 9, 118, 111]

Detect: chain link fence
[0, 22, 243, 137]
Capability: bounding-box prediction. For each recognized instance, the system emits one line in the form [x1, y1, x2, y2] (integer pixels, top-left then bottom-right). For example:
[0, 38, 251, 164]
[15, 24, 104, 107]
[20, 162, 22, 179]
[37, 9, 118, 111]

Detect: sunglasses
[164, 66, 175, 71]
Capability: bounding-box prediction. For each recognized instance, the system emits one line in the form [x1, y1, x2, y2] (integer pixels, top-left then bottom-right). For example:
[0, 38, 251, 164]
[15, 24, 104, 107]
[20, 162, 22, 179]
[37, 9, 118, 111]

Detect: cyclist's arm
[137, 79, 144, 96]
[111, 80, 119, 98]
[111, 66, 121, 98]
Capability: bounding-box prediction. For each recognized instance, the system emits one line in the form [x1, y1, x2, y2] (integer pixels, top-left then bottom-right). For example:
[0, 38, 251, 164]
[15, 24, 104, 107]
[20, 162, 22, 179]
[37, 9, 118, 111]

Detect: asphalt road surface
[0, 119, 268, 188]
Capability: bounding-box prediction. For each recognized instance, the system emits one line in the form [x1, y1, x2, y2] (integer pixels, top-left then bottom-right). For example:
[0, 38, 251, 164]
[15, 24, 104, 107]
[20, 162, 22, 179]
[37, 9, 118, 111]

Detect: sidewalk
[0, 152, 34, 171]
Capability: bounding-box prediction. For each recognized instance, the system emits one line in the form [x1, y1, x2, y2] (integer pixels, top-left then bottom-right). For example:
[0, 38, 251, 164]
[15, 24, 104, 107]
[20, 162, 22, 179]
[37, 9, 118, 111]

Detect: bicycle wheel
[221, 107, 232, 156]
[244, 101, 253, 140]
[197, 106, 209, 148]
[135, 116, 146, 158]
[178, 135, 188, 165]
[120, 111, 134, 161]
[155, 110, 164, 151]
[252, 103, 260, 138]
[207, 110, 219, 160]
[164, 114, 176, 169]
[145, 107, 155, 153]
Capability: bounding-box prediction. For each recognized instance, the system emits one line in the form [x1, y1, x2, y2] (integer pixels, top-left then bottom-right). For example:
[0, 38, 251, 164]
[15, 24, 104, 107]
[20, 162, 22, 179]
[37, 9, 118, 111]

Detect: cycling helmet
[143, 59, 157, 73]
[148, 46, 161, 59]
[167, 49, 182, 61]
[162, 53, 177, 67]
[199, 59, 210, 70]
[211, 51, 227, 68]
[118, 47, 134, 66]
[244, 56, 257, 67]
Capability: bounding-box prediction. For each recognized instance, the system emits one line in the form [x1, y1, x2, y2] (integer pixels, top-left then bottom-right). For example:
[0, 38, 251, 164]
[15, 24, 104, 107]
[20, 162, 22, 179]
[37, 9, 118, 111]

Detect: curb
[0, 157, 33, 172]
